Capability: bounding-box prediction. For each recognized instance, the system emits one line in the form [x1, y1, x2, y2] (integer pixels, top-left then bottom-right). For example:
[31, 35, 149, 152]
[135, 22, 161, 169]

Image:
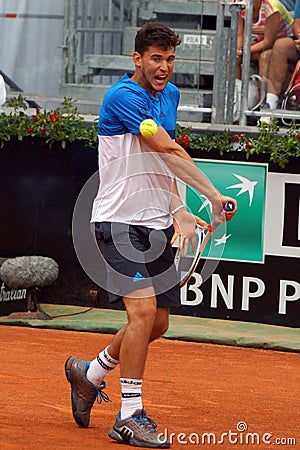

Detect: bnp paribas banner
[184, 159, 267, 263]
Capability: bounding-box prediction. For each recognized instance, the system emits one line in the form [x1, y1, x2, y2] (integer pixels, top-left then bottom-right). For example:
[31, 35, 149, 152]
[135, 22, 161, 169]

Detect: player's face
[132, 46, 176, 96]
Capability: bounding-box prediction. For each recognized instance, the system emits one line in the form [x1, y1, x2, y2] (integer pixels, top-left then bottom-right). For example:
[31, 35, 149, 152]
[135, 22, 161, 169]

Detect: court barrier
[0, 139, 299, 329]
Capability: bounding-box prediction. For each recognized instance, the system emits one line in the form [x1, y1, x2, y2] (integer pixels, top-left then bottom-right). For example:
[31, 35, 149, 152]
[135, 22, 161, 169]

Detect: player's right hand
[220, 195, 238, 221]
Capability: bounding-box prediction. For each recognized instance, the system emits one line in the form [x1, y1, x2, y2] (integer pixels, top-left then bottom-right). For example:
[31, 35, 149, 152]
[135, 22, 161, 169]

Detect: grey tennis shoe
[65, 355, 110, 427]
[108, 409, 170, 448]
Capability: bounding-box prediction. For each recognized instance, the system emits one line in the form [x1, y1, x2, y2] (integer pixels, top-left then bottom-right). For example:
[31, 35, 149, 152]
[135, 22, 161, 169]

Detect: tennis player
[65, 22, 237, 448]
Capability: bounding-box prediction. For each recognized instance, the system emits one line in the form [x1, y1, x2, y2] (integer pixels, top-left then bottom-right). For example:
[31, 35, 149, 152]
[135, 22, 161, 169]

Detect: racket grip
[207, 201, 235, 233]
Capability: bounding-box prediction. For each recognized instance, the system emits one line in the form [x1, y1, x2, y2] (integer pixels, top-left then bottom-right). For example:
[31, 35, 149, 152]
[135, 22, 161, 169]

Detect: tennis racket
[174, 201, 235, 287]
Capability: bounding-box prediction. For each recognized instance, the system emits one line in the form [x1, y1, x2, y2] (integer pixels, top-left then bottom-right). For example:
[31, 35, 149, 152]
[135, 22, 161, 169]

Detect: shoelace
[134, 412, 158, 434]
[96, 387, 111, 404]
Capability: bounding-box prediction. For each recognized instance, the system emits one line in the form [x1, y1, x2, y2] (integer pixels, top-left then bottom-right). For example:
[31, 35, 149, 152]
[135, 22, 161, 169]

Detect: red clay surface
[0, 325, 299, 449]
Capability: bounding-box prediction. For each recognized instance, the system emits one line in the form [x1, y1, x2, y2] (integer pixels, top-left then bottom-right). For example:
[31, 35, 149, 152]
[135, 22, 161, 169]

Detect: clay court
[0, 321, 299, 449]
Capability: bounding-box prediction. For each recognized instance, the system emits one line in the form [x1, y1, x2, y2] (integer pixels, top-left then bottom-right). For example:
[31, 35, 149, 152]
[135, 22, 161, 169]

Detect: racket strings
[174, 226, 206, 286]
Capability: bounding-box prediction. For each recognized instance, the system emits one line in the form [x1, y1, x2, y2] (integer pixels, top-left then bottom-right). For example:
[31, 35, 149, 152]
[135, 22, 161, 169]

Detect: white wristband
[171, 204, 185, 215]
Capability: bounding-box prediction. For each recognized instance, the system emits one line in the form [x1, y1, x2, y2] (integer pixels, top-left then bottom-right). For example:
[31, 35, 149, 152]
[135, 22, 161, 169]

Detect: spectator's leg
[265, 38, 298, 108]
[258, 49, 272, 80]
[254, 50, 272, 105]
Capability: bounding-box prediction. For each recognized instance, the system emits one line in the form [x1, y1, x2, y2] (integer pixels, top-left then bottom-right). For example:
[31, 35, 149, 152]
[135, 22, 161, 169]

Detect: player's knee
[157, 320, 169, 337]
[160, 315, 169, 335]
[150, 316, 169, 341]
[127, 301, 157, 327]
[141, 302, 157, 323]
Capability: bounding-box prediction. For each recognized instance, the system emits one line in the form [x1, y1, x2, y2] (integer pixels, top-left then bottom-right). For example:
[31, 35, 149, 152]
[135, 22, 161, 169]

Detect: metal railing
[60, 0, 298, 126]
[62, 0, 134, 85]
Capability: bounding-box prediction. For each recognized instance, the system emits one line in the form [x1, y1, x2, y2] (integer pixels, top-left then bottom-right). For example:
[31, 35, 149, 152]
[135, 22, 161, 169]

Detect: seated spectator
[262, 0, 300, 115]
[235, 0, 294, 81]
[0, 74, 6, 111]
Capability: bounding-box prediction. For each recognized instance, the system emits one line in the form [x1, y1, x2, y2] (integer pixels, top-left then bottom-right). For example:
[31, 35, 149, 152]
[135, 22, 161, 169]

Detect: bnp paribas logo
[185, 159, 267, 263]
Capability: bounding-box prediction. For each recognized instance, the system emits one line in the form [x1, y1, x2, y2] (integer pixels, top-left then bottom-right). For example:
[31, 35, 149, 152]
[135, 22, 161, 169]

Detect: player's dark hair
[135, 22, 181, 55]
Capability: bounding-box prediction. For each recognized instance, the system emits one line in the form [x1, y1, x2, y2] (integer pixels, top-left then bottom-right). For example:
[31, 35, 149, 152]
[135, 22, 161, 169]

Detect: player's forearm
[169, 180, 184, 213]
[140, 127, 221, 209]
[162, 150, 221, 207]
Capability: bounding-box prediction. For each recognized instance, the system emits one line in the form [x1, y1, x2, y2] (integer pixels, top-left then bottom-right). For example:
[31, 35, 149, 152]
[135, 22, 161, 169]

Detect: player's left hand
[171, 210, 207, 256]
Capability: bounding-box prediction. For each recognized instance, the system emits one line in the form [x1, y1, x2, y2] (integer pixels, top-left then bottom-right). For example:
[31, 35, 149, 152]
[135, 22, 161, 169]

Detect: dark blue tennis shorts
[94, 222, 180, 308]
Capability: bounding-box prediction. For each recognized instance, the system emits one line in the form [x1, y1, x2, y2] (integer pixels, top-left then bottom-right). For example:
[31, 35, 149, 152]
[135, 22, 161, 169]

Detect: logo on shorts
[133, 272, 146, 282]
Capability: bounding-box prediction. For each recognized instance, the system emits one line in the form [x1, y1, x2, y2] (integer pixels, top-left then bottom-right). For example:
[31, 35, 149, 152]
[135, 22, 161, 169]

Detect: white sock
[265, 93, 278, 110]
[86, 346, 119, 386]
[120, 378, 143, 420]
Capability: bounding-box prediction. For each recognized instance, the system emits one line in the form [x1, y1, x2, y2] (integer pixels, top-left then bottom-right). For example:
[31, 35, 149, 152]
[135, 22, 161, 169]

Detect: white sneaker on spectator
[258, 103, 272, 125]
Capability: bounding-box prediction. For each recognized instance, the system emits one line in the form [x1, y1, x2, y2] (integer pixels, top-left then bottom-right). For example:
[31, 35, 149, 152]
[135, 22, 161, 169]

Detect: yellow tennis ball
[139, 119, 158, 137]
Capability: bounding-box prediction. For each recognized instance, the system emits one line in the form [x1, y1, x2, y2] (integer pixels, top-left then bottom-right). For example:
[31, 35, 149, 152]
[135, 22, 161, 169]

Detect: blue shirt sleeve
[294, 0, 300, 17]
[99, 86, 161, 136]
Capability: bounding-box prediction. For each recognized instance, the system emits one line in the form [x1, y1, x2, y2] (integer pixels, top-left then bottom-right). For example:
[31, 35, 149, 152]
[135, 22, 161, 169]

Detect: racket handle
[207, 201, 235, 233]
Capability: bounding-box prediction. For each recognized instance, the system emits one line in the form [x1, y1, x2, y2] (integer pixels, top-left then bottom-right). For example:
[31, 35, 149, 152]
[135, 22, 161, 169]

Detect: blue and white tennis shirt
[91, 73, 180, 230]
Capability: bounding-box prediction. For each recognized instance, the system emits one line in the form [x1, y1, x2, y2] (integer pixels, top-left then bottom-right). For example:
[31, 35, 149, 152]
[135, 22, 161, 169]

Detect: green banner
[186, 159, 267, 263]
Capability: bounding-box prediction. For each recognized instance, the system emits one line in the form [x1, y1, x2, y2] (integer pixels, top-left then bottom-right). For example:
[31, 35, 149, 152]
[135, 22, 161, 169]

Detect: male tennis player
[65, 22, 237, 448]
